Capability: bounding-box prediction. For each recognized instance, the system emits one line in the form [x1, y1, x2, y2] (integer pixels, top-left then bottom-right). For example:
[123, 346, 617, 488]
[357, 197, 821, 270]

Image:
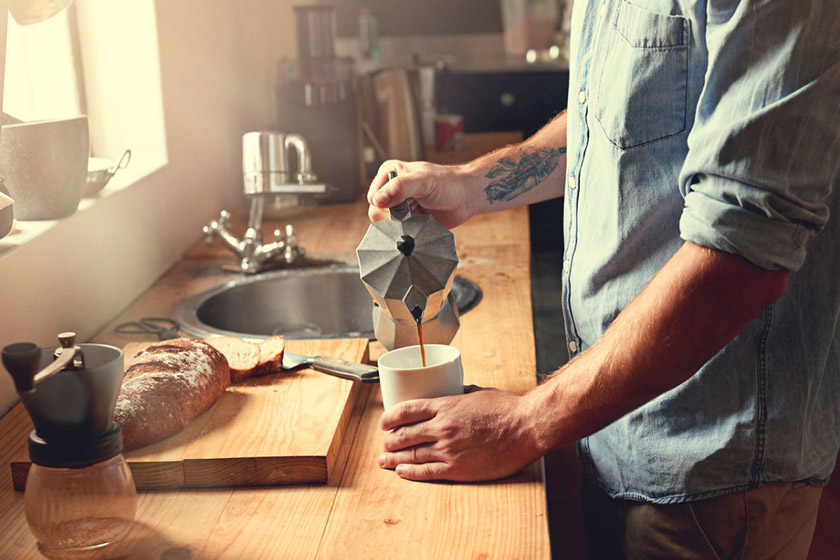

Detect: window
[0, 0, 167, 252]
[3, 8, 82, 121]
[3, 0, 166, 195]
[73, 0, 167, 167]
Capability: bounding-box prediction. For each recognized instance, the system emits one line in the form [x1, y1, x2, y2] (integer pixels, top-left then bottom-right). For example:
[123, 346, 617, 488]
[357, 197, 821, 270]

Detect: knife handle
[311, 356, 379, 383]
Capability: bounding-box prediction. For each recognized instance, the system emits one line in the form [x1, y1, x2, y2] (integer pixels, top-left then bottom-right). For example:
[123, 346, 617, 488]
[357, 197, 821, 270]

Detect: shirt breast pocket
[593, 1, 690, 149]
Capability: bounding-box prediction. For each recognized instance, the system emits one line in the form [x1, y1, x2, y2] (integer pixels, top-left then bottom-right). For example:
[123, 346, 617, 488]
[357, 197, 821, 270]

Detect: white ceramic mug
[377, 344, 463, 410]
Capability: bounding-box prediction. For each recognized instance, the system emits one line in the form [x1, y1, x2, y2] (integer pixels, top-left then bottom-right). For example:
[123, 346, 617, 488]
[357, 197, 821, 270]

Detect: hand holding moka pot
[357, 171, 460, 350]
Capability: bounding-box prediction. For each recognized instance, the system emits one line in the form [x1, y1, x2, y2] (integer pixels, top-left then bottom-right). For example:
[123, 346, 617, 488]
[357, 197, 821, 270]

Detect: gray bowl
[84, 149, 131, 198]
[0, 116, 89, 220]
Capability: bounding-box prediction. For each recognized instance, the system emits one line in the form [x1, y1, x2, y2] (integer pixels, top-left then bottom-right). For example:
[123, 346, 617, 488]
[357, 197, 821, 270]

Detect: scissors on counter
[114, 317, 181, 340]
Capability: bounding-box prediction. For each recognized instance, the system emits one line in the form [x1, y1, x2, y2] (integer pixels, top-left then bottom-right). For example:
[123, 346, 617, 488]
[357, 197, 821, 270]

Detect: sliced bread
[205, 335, 285, 382]
[205, 336, 260, 382]
[254, 335, 286, 377]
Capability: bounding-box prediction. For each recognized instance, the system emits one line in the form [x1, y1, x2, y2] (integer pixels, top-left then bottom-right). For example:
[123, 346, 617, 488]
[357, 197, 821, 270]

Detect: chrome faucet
[203, 131, 328, 273]
[203, 210, 304, 273]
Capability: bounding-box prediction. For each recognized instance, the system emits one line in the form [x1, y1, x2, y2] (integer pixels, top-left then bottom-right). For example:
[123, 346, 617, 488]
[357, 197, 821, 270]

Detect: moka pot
[356, 172, 460, 350]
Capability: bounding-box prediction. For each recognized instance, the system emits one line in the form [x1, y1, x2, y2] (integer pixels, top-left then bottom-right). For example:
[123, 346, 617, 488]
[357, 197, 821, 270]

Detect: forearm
[459, 110, 568, 218]
[524, 242, 788, 453]
[368, 111, 568, 228]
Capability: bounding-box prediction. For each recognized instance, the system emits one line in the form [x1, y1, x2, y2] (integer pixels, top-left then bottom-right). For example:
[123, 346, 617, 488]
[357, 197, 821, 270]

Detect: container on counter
[434, 114, 464, 153]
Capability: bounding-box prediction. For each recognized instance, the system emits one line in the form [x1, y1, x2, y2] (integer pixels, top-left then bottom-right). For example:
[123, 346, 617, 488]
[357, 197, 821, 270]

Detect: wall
[0, 0, 300, 414]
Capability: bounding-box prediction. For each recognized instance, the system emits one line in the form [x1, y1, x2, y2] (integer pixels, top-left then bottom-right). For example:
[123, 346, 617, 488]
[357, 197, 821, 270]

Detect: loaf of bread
[114, 338, 230, 449]
[205, 335, 285, 382]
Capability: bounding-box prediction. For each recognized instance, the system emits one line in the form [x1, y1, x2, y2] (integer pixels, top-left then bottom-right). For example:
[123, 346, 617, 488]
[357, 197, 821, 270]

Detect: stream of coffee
[416, 318, 426, 367]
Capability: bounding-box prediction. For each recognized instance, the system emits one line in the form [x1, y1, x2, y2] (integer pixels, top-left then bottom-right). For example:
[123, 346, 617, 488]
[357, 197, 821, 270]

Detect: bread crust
[114, 338, 230, 449]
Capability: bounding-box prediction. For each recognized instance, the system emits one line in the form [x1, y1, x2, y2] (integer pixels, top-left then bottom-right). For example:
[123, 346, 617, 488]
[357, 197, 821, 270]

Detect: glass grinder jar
[25, 454, 136, 557]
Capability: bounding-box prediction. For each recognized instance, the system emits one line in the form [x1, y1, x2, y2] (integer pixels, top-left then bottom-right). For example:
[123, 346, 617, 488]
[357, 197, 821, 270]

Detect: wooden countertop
[0, 198, 550, 558]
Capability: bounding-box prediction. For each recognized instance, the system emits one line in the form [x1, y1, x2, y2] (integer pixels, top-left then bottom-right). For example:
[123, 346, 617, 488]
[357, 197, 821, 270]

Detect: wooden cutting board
[10, 338, 370, 490]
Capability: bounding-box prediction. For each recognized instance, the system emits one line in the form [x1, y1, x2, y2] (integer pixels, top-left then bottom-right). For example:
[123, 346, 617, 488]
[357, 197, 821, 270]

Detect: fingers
[378, 445, 451, 482]
[393, 462, 450, 481]
[366, 165, 391, 222]
[365, 163, 389, 206]
[380, 398, 438, 431]
[377, 401, 451, 481]
[368, 204, 389, 223]
[378, 442, 438, 468]
[367, 160, 404, 206]
[382, 419, 439, 452]
[366, 160, 436, 218]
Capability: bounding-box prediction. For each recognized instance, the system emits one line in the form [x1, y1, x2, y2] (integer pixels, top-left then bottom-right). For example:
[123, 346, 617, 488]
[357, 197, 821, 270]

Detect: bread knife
[282, 352, 379, 383]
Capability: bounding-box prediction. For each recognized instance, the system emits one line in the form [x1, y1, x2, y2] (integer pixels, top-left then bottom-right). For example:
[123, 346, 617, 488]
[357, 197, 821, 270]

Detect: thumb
[372, 173, 411, 209]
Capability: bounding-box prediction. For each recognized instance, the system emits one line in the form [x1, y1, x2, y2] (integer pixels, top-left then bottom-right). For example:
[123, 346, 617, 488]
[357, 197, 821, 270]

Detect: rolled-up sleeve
[679, 0, 840, 271]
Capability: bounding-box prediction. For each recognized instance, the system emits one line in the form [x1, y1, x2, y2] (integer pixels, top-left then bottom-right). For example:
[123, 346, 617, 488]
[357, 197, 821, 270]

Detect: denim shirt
[564, 0, 840, 503]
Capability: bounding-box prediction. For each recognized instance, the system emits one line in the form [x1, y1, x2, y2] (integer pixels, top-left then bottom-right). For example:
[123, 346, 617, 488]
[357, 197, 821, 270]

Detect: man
[367, 1, 840, 557]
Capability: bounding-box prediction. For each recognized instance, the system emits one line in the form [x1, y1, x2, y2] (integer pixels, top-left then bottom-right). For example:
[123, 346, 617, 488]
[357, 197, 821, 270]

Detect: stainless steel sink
[173, 264, 481, 340]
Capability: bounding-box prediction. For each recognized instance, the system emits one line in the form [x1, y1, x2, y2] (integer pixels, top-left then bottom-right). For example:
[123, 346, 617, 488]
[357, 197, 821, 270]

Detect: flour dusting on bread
[114, 338, 230, 449]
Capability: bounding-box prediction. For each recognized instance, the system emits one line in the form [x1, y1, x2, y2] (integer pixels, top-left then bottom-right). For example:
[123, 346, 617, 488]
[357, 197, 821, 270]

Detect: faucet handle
[202, 225, 216, 245]
[275, 224, 305, 264]
[203, 210, 231, 244]
[271, 224, 294, 243]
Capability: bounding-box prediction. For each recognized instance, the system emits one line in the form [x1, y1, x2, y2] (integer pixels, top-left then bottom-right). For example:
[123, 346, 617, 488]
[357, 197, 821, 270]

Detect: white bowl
[0, 116, 89, 220]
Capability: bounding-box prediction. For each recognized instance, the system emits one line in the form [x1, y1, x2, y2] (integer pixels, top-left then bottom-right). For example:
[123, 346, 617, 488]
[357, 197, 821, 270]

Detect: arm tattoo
[484, 146, 566, 204]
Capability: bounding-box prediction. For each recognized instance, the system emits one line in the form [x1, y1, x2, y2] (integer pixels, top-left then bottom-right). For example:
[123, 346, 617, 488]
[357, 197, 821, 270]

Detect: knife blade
[282, 351, 379, 383]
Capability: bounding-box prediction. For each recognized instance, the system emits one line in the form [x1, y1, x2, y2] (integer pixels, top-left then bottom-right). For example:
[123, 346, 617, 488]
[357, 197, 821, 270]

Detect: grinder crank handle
[1, 332, 78, 394]
[2, 342, 41, 394]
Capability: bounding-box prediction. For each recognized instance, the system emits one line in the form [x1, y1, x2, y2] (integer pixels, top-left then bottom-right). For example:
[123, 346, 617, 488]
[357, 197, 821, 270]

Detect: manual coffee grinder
[2, 332, 137, 557]
[356, 172, 460, 350]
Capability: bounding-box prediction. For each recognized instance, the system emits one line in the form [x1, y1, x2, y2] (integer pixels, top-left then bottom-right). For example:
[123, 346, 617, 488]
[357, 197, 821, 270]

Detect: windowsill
[0, 157, 166, 257]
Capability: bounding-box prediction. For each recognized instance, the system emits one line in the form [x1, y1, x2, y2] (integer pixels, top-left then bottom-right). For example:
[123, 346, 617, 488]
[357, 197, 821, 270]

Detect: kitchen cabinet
[439, 67, 569, 138]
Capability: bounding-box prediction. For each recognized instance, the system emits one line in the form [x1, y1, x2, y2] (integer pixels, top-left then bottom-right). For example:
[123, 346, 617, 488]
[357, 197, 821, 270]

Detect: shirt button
[578, 90, 586, 104]
[569, 176, 577, 190]
[563, 260, 570, 272]
[569, 341, 578, 353]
